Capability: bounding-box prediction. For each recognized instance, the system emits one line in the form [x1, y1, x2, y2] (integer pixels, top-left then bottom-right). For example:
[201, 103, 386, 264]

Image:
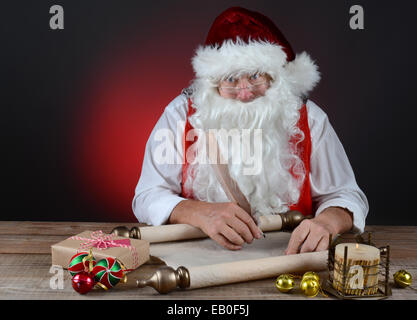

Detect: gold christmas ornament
[394, 270, 412, 288]
[300, 277, 320, 297]
[275, 274, 295, 293]
[302, 271, 320, 282]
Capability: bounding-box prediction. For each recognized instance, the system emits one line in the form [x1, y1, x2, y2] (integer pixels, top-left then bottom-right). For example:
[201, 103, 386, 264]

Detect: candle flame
[356, 243, 359, 249]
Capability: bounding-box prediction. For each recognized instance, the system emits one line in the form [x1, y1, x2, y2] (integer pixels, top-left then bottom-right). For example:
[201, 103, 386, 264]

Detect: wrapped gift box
[51, 230, 149, 271]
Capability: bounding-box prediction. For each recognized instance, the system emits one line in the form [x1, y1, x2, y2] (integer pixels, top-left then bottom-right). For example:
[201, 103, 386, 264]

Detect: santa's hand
[284, 207, 353, 255]
[284, 218, 333, 255]
[196, 202, 263, 250]
[169, 200, 263, 250]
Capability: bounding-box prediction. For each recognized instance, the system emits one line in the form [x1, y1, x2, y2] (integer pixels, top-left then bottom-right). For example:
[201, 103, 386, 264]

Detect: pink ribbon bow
[70, 230, 139, 269]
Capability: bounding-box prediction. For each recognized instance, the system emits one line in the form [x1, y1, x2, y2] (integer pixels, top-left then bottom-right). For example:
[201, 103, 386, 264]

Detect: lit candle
[333, 243, 380, 296]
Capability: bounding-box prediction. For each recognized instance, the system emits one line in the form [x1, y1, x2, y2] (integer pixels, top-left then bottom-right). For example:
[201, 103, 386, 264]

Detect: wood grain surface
[0, 221, 416, 300]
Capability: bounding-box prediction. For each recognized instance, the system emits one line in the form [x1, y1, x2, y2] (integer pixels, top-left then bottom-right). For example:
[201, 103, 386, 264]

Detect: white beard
[184, 76, 306, 218]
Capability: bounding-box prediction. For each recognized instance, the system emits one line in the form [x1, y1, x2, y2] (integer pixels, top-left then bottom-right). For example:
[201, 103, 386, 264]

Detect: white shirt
[132, 94, 369, 234]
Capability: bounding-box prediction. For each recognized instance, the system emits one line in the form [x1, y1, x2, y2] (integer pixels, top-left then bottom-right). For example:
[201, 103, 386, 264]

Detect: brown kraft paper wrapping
[51, 230, 150, 271]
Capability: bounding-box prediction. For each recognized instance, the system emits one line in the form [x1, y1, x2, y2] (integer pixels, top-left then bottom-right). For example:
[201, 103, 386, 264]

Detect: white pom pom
[284, 52, 321, 97]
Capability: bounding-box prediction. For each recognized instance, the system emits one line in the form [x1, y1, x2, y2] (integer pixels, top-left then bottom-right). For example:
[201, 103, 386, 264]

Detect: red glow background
[71, 31, 198, 222]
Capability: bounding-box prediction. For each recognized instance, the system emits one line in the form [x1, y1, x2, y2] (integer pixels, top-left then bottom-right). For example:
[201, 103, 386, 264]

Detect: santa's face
[217, 73, 271, 102]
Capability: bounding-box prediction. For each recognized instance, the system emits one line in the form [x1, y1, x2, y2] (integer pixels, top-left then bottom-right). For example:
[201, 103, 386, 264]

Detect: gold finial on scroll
[279, 210, 313, 231]
[110, 226, 141, 239]
[136, 266, 190, 294]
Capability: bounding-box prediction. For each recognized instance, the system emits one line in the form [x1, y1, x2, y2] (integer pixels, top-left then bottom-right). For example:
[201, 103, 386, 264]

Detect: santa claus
[133, 7, 368, 253]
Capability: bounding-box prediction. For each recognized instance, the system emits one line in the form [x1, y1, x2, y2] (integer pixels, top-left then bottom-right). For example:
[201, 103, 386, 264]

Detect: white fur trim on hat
[191, 39, 320, 97]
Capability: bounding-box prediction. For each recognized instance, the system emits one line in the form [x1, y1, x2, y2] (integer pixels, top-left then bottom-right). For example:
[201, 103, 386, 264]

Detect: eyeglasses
[218, 73, 270, 94]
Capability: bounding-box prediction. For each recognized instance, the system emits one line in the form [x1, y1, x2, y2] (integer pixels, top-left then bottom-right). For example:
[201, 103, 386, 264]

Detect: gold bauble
[302, 271, 320, 282]
[275, 274, 295, 293]
[300, 277, 320, 297]
[394, 270, 412, 288]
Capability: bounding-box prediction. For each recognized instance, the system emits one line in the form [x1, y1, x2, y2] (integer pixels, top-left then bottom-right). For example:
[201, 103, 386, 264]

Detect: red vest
[181, 98, 313, 217]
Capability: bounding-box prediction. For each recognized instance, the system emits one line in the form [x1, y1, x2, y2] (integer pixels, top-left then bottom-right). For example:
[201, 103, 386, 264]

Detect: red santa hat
[192, 7, 320, 97]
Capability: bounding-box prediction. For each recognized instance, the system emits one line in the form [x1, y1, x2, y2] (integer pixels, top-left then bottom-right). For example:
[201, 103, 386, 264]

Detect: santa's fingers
[285, 221, 310, 255]
[220, 225, 246, 246]
[211, 233, 242, 251]
[226, 216, 255, 244]
[233, 206, 263, 239]
[315, 235, 330, 252]
[299, 231, 325, 253]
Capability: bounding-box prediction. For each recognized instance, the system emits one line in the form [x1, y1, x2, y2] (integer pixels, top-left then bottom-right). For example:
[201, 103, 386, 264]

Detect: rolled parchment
[188, 250, 328, 289]
[139, 215, 282, 243]
[137, 250, 328, 292]
[139, 223, 207, 243]
[137, 232, 327, 293]
[112, 212, 310, 244]
[140, 214, 283, 243]
[258, 214, 283, 232]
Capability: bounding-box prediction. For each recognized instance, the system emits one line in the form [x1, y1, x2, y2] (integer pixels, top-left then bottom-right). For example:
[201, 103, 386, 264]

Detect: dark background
[1, 1, 416, 225]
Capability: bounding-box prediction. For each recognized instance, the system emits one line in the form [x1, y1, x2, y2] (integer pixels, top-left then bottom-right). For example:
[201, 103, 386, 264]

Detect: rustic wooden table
[0, 222, 416, 300]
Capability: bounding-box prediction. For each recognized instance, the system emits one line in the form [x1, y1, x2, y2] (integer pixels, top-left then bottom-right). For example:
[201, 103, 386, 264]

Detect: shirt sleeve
[307, 100, 369, 234]
[132, 94, 188, 226]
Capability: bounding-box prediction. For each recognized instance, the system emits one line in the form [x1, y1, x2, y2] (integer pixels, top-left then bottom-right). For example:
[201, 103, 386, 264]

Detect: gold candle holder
[325, 232, 391, 299]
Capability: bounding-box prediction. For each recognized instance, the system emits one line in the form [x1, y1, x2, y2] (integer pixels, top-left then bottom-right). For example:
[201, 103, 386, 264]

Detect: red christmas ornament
[72, 272, 95, 294]
[92, 257, 125, 289]
[68, 251, 96, 277]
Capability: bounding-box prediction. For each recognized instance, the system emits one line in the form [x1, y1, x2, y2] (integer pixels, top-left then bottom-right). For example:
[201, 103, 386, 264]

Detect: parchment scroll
[188, 251, 327, 289]
[149, 231, 327, 289]
[139, 214, 283, 243]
